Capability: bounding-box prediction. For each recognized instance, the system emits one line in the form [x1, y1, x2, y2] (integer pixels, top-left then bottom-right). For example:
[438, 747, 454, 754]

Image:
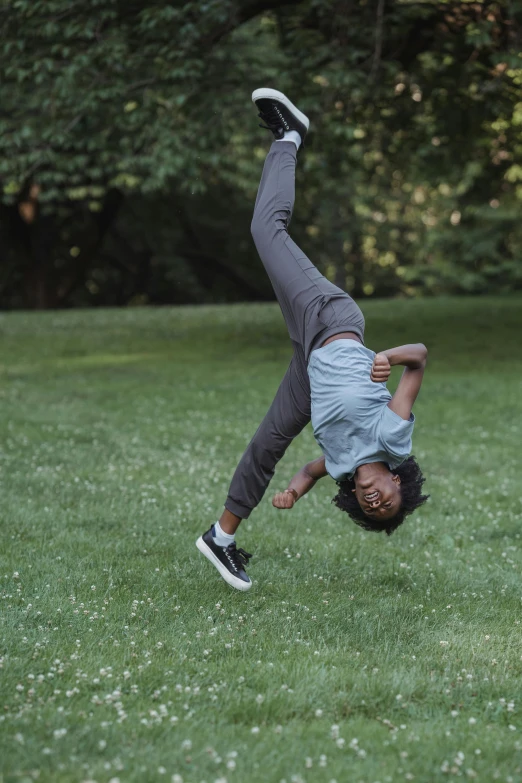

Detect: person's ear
[392, 474, 401, 486]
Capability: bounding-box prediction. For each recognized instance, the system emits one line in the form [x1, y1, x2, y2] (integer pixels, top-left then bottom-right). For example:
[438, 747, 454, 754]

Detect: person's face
[353, 472, 401, 521]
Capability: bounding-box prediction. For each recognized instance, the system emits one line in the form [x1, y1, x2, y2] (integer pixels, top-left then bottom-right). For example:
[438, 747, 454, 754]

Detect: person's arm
[272, 456, 327, 509]
[370, 343, 428, 421]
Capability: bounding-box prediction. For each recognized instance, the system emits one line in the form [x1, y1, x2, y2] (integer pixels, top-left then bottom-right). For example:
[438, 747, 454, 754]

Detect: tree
[1, 0, 521, 308]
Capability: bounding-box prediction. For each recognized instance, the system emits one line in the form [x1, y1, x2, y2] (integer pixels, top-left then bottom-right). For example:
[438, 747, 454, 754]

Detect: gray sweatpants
[225, 141, 365, 519]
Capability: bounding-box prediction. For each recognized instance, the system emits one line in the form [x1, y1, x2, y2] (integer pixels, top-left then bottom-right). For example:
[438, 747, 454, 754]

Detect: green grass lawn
[1, 297, 522, 783]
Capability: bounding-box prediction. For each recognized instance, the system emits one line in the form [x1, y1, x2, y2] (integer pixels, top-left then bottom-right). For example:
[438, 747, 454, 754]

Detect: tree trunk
[56, 189, 124, 307]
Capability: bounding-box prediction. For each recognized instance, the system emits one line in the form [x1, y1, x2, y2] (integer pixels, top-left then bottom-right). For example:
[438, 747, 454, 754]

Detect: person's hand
[371, 352, 391, 383]
[272, 489, 297, 509]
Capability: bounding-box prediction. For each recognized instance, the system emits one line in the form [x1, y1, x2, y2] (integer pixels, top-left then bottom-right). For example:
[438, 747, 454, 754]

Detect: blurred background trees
[0, 0, 521, 309]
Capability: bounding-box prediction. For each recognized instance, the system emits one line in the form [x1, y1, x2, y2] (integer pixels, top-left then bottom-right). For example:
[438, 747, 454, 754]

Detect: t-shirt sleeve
[379, 405, 415, 462]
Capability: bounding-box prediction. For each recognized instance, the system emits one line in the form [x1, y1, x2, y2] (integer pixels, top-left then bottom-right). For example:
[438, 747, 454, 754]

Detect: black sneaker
[252, 88, 310, 143]
[196, 526, 253, 591]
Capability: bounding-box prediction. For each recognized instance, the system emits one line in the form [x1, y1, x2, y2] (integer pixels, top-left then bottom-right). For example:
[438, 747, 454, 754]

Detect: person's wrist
[285, 488, 298, 501]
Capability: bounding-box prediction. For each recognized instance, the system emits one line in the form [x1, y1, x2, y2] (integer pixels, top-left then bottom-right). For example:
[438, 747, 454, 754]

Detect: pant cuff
[270, 139, 297, 156]
[225, 497, 253, 520]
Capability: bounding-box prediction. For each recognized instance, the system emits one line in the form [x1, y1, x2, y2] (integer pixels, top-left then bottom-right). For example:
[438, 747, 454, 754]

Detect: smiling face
[352, 471, 402, 521]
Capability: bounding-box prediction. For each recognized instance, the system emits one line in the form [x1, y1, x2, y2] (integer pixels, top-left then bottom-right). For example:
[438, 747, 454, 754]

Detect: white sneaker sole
[251, 88, 310, 132]
[196, 536, 252, 592]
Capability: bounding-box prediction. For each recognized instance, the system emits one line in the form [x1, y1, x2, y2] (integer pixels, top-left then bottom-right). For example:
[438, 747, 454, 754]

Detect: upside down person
[196, 89, 429, 591]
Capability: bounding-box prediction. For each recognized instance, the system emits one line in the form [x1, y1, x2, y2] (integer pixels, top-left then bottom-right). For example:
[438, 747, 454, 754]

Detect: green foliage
[0, 1, 521, 306]
[1, 299, 522, 781]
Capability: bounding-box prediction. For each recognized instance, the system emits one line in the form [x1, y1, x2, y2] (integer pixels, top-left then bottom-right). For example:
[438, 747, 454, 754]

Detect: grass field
[1, 297, 522, 783]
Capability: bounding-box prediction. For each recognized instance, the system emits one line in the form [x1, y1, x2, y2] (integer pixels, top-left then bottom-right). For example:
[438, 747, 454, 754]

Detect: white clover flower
[251, 726, 260, 735]
[315, 709, 323, 717]
[181, 739, 192, 751]
[335, 738, 345, 748]
[255, 694, 264, 704]
[53, 728, 67, 739]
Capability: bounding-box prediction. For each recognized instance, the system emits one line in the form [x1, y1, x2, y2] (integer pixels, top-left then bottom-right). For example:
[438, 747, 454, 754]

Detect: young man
[196, 89, 429, 591]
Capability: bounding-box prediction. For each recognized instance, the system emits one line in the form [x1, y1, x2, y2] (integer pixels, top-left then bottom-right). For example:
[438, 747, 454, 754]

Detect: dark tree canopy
[0, 0, 521, 308]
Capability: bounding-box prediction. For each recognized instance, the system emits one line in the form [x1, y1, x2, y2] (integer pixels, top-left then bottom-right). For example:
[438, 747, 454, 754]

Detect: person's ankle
[219, 508, 241, 535]
[212, 520, 235, 547]
[275, 130, 302, 150]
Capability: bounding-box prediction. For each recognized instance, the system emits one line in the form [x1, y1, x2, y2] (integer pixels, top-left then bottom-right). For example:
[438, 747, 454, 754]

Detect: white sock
[212, 520, 235, 547]
[275, 130, 302, 150]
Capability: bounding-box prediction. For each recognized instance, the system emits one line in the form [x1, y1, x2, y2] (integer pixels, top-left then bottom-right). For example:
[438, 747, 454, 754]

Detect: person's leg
[196, 342, 311, 590]
[251, 141, 364, 358]
[224, 341, 311, 523]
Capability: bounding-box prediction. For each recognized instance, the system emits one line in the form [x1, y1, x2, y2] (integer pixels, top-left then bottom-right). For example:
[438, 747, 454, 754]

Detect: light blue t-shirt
[307, 340, 415, 481]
